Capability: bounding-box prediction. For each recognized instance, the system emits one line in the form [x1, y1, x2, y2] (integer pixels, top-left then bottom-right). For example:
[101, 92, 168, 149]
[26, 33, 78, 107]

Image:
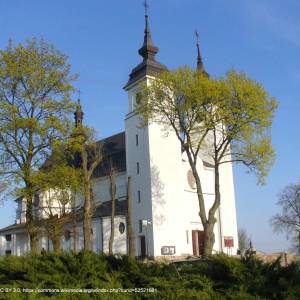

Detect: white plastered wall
[102, 216, 127, 254]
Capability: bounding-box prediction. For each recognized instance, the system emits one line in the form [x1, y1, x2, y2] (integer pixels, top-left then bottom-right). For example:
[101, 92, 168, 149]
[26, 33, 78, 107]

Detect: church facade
[0, 11, 238, 258]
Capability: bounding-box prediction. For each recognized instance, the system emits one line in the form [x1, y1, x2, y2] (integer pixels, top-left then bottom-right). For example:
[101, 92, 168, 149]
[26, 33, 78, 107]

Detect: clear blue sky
[0, 0, 299, 253]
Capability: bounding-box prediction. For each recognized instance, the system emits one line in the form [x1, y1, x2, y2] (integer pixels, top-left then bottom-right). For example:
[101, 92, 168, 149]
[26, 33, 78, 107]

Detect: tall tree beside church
[0, 38, 76, 253]
[108, 158, 116, 255]
[203, 70, 276, 254]
[136, 67, 277, 256]
[69, 103, 102, 251]
[32, 147, 81, 253]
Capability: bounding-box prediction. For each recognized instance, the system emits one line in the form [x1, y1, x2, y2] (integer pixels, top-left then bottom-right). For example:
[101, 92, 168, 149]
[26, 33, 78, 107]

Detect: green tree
[32, 147, 81, 253]
[0, 38, 76, 253]
[68, 125, 102, 251]
[137, 67, 277, 255]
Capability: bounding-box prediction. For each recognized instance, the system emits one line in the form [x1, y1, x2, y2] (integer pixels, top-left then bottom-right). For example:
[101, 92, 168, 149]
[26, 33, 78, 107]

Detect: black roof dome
[124, 7, 167, 90]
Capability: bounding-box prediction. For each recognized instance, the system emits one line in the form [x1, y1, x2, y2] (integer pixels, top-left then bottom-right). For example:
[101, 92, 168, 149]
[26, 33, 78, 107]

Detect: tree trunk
[204, 163, 222, 256]
[52, 238, 61, 252]
[25, 186, 39, 254]
[298, 231, 300, 254]
[203, 221, 216, 256]
[185, 147, 222, 257]
[73, 224, 77, 252]
[51, 229, 61, 253]
[81, 147, 94, 252]
[50, 219, 62, 253]
[127, 176, 135, 257]
[73, 203, 77, 252]
[28, 226, 39, 254]
[108, 168, 116, 255]
[185, 149, 213, 256]
[83, 181, 93, 251]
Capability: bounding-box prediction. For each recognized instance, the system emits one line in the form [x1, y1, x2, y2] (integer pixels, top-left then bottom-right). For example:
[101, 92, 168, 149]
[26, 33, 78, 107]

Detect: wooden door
[192, 230, 205, 256]
[192, 230, 198, 255]
[198, 231, 205, 255]
[140, 236, 146, 258]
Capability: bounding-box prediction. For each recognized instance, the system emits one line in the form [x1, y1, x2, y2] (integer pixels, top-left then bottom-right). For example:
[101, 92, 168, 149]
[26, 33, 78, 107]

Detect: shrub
[0, 252, 299, 299]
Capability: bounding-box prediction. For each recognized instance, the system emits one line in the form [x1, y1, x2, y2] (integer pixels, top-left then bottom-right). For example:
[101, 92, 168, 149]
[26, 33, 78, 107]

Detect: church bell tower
[124, 2, 186, 258]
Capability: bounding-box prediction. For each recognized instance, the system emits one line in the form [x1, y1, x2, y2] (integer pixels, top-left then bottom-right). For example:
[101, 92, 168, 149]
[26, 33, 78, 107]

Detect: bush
[0, 252, 299, 299]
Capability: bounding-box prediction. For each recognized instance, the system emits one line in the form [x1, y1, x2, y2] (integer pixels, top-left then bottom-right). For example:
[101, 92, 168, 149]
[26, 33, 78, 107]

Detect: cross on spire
[144, 0, 149, 16]
[138, 0, 156, 60]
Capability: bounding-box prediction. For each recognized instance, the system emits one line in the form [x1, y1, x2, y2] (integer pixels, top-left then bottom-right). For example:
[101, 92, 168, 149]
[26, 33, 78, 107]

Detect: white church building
[0, 10, 238, 258]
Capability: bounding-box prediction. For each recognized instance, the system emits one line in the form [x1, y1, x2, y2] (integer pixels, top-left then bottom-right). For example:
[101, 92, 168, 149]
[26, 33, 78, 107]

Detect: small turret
[74, 94, 84, 128]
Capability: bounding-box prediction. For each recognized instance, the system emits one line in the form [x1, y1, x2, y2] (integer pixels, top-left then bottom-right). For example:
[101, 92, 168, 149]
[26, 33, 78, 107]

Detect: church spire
[74, 90, 84, 128]
[195, 30, 209, 77]
[124, 0, 167, 90]
[138, 0, 158, 60]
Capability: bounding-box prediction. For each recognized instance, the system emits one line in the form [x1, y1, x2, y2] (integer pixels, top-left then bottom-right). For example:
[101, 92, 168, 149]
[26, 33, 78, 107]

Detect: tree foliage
[0, 38, 77, 252]
[32, 146, 82, 252]
[137, 67, 277, 255]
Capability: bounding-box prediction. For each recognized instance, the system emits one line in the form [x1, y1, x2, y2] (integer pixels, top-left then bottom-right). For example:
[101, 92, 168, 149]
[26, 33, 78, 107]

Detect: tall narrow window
[137, 162, 140, 174]
[139, 220, 143, 233]
[135, 92, 142, 105]
[138, 190, 141, 203]
[136, 134, 139, 146]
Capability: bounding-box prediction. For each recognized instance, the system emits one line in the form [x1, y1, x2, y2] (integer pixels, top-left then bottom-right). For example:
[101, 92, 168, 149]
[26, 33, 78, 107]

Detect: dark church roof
[0, 223, 26, 234]
[93, 199, 127, 218]
[98, 131, 125, 156]
[124, 10, 167, 90]
[93, 132, 126, 178]
[74, 199, 127, 221]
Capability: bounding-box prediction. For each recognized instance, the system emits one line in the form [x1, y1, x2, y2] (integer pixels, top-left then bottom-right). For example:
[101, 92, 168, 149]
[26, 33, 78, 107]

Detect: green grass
[0, 252, 299, 299]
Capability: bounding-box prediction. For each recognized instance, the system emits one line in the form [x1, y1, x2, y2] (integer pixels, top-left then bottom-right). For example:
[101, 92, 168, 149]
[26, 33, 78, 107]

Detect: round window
[119, 222, 125, 234]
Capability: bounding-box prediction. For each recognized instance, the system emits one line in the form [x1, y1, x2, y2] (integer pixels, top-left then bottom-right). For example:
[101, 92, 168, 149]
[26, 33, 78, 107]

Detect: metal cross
[78, 89, 81, 104]
[144, 0, 149, 15]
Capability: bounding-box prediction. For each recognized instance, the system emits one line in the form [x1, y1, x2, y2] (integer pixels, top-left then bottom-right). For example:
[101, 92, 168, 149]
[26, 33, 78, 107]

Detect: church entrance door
[192, 230, 205, 256]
